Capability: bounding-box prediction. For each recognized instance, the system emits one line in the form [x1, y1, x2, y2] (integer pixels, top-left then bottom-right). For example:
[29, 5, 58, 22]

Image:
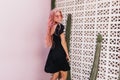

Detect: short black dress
[44, 23, 70, 73]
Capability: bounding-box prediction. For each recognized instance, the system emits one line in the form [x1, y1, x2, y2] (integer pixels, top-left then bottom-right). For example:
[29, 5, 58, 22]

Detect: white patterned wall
[56, 0, 120, 80]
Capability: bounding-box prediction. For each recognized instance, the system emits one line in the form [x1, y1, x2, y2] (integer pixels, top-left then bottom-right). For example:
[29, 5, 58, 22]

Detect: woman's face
[54, 11, 62, 23]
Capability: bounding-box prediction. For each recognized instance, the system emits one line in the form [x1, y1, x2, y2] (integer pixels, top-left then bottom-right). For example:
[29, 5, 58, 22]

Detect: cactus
[65, 14, 72, 52]
[51, 0, 56, 10]
[90, 33, 103, 80]
[65, 14, 72, 80]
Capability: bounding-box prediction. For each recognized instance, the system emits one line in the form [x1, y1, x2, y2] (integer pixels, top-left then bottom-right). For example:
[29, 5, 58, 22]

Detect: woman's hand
[66, 54, 70, 62]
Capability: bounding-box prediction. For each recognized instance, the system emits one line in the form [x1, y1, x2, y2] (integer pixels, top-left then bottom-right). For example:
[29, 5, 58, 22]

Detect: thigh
[60, 71, 67, 80]
[51, 72, 59, 80]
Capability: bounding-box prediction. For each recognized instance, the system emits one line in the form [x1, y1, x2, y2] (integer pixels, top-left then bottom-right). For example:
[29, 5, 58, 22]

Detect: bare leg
[50, 72, 59, 80]
[60, 71, 67, 80]
[58, 72, 61, 80]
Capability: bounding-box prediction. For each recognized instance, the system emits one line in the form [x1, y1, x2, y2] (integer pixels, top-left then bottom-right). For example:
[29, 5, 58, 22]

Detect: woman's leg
[50, 72, 59, 80]
[60, 71, 67, 80]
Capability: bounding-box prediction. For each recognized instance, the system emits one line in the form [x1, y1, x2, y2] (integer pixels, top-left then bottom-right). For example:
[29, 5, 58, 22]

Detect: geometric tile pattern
[56, 0, 120, 80]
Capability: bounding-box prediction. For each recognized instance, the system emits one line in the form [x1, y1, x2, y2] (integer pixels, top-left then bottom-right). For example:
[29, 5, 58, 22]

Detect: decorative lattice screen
[56, 0, 120, 80]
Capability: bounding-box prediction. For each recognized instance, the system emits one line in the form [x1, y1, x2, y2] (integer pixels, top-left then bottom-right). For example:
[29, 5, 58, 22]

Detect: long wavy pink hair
[45, 8, 63, 47]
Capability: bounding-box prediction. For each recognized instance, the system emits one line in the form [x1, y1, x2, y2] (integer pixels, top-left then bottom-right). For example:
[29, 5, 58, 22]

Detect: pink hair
[45, 8, 63, 47]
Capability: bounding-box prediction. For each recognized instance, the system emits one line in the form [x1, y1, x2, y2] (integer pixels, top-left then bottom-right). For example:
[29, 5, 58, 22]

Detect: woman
[44, 8, 70, 80]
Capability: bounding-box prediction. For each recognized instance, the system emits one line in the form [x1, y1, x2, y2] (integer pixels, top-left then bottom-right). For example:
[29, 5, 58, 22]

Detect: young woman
[44, 8, 70, 80]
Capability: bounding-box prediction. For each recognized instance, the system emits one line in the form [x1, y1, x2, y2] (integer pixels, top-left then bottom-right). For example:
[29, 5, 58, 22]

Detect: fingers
[66, 56, 70, 62]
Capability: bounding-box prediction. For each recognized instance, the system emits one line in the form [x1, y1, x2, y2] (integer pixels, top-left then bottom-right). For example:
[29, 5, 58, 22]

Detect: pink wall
[0, 0, 51, 80]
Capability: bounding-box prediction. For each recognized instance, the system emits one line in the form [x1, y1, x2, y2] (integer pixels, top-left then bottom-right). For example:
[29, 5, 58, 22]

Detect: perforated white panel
[56, 0, 120, 80]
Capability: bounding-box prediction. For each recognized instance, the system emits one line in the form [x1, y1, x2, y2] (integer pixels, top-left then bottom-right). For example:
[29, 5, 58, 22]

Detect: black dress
[44, 23, 70, 73]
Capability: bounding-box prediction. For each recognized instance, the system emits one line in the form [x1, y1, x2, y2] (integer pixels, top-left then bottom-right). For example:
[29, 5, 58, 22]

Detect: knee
[60, 72, 67, 80]
[51, 76, 58, 80]
[51, 72, 59, 80]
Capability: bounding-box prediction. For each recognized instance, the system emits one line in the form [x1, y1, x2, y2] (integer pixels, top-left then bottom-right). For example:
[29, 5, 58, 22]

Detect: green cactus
[65, 14, 72, 52]
[65, 14, 72, 80]
[90, 33, 103, 80]
[51, 0, 56, 10]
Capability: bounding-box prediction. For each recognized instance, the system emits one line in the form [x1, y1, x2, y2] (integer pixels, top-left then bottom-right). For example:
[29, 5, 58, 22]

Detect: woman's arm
[60, 33, 70, 61]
